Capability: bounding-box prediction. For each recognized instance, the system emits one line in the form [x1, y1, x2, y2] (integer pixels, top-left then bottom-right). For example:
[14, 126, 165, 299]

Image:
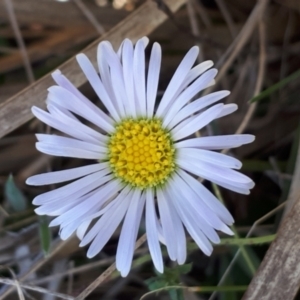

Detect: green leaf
[250, 69, 300, 103]
[4, 174, 27, 212]
[38, 216, 51, 256]
[177, 263, 192, 274]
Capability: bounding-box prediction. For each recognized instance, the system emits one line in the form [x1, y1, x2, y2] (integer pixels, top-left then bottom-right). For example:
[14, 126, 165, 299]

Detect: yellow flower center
[107, 118, 176, 189]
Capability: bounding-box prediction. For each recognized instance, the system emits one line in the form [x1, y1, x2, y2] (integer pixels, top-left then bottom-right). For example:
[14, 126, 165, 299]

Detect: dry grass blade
[3, 0, 34, 83]
[0, 238, 73, 300]
[0, 0, 186, 139]
[0, 277, 74, 300]
[74, 234, 147, 300]
[242, 194, 300, 300]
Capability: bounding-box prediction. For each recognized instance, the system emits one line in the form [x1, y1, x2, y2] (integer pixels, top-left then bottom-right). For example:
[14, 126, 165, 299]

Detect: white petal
[32, 106, 100, 144]
[170, 175, 220, 244]
[156, 189, 177, 261]
[36, 142, 105, 160]
[51, 70, 113, 125]
[216, 104, 237, 119]
[166, 187, 213, 256]
[156, 46, 199, 118]
[35, 196, 82, 216]
[146, 189, 163, 273]
[116, 189, 145, 277]
[80, 186, 131, 246]
[46, 103, 106, 144]
[163, 69, 218, 127]
[174, 169, 234, 225]
[172, 103, 224, 141]
[84, 188, 132, 257]
[165, 193, 186, 264]
[48, 86, 114, 133]
[98, 42, 127, 117]
[175, 134, 255, 150]
[146, 42, 161, 118]
[77, 220, 92, 240]
[168, 91, 230, 129]
[36, 134, 107, 154]
[32, 169, 112, 205]
[177, 158, 254, 193]
[51, 179, 121, 228]
[26, 163, 106, 186]
[177, 148, 242, 169]
[182, 61, 214, 87]
[172, 173, 233, 235]
[76, 53, 120, 122]
[122, 39, 136, 118]
[133, 39, 147, 116]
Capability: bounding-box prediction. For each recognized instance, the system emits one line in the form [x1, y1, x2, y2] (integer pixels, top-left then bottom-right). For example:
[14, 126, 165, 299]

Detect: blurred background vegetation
[0, 0, 300, 299]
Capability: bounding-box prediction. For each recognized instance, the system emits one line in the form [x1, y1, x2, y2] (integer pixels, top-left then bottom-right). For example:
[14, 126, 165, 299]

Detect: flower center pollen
[108, 118, 176, 189]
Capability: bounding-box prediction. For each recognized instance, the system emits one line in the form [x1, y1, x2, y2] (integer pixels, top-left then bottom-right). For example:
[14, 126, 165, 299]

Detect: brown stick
[0, 0, 186, 139]
[242, 195, 300, 300]
[74, 234, 147, 300]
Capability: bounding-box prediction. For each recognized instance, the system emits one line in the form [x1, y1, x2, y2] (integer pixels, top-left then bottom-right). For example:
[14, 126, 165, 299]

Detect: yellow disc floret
[107, 118, 176, 189]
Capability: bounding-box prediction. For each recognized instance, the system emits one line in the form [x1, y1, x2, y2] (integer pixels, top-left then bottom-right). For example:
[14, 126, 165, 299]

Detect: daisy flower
[27, 37, 255, 277]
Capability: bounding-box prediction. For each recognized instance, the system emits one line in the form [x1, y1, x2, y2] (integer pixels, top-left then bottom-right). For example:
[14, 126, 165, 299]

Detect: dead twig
[242, 195, 300, 300]
[3, 0, 34, 83]
[0, 277, 74, 300]
[0, 0, 186, 139]
[74, 234, 147, 300]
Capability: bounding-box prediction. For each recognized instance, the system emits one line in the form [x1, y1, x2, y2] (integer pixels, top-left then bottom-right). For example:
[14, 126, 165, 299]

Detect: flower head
[27, 37, 255, 277]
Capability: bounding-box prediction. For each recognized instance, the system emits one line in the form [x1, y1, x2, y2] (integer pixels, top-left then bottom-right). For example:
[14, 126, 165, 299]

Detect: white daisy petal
[133, 39, 147, 116]
[147, 42, 161, 118]
[76, 220, 92, 240]
[168, 91, 230, 129]
[47, 85, 114, 133]
[146, 189, 163, 273]
[46, 103, 107, 145]
[165, 191, 186, 264]
[172, 103, 224, 141]
[80, 186, 131, 247]
[84, 189, 132, 258]
[157, 189, 177, 261]
[26, 163, 106, 185]
[182, 61, 214, 86]
[175, 134, 255, 149]
[51, 70, 114, 126]
[163, 68, 218, 127]
[156, 46, 199, 118]
[171, 175, 220, 244]
[98, 42, 127, 117]
[177, 148, 242, 169]
[51, 179, 121, 228]
[178, 158, 254, 193]
[173, 173, 234, 235]
[122, 39, 136, 117]
[116, 189, 145, 277]
[166, 186, 213, 256]
[32, 106, 98, 144]
[36, 142, 104, 160]
[76, 53, 120, 122]
[36, 134, 107, 153]
[32, 170, 112, 205]
[217, 103, 238, 119]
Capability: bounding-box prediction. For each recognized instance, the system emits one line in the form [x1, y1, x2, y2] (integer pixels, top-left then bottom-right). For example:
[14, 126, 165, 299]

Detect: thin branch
[0, 277, 74, 300]
[215, 0, 237, 38]
[0, 238, 73, 300]
[0, 0, 186, 139]
[73, 0, 105, 35]
[74, 234, 147, 300]
[3, 0, 34, 83]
